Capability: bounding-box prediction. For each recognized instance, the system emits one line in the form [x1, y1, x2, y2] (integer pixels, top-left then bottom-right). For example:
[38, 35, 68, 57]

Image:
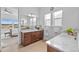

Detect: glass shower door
[1, 7, 19, 51]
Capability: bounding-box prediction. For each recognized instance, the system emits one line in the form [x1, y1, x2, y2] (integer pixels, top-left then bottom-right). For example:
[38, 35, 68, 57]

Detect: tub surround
[46, 32, 79, 52]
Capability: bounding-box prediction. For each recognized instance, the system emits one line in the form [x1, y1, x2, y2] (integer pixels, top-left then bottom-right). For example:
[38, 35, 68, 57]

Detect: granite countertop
[46, 32, 79, 52]
[21, 29, 43, 33]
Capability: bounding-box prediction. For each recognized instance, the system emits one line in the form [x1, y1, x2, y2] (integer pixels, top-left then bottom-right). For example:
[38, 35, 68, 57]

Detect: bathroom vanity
[46, 32, 79, 52]
[21, 29, 44, 46]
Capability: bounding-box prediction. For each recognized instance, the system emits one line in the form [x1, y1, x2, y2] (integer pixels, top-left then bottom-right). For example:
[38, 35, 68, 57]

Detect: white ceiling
[1, 7, 18, 16]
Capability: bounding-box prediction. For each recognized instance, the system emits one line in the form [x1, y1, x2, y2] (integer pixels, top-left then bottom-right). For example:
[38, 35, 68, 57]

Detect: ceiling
[1, 7, 18, 16]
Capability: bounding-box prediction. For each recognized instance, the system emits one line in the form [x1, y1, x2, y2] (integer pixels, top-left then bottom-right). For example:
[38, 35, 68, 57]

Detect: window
[53, 10, 63, 26]
[44, 13, 51, 26]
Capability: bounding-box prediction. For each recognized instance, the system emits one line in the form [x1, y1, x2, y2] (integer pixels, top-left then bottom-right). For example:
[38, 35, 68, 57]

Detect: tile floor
[1, 38, 47, 52]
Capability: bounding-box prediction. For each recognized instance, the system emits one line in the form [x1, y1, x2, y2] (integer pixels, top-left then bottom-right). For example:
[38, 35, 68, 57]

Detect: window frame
[52, 10, 63, 27]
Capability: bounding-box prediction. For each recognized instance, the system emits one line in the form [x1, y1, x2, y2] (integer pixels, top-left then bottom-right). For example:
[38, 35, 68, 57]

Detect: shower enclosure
[0, 7, 20, 51]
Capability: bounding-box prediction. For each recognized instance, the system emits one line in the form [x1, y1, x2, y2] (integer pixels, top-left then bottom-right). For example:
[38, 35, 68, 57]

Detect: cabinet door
[23, 33, 31, 46]
[39, 31, 44, 40]
[31, 32, 37, 42]
[31, 31, 40, 42]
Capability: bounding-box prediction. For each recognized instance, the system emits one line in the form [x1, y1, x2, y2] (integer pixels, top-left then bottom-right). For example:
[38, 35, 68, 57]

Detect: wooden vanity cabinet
[21, 30, 44, 46]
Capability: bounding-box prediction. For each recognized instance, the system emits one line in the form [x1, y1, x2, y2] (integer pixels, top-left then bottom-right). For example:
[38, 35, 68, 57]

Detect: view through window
[53, 10, 63, 26]
[44, 10, 63, 26]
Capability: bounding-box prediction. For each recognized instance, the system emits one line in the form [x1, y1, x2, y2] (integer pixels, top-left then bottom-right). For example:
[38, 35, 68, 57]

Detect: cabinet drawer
[24, 33, 31, 36]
